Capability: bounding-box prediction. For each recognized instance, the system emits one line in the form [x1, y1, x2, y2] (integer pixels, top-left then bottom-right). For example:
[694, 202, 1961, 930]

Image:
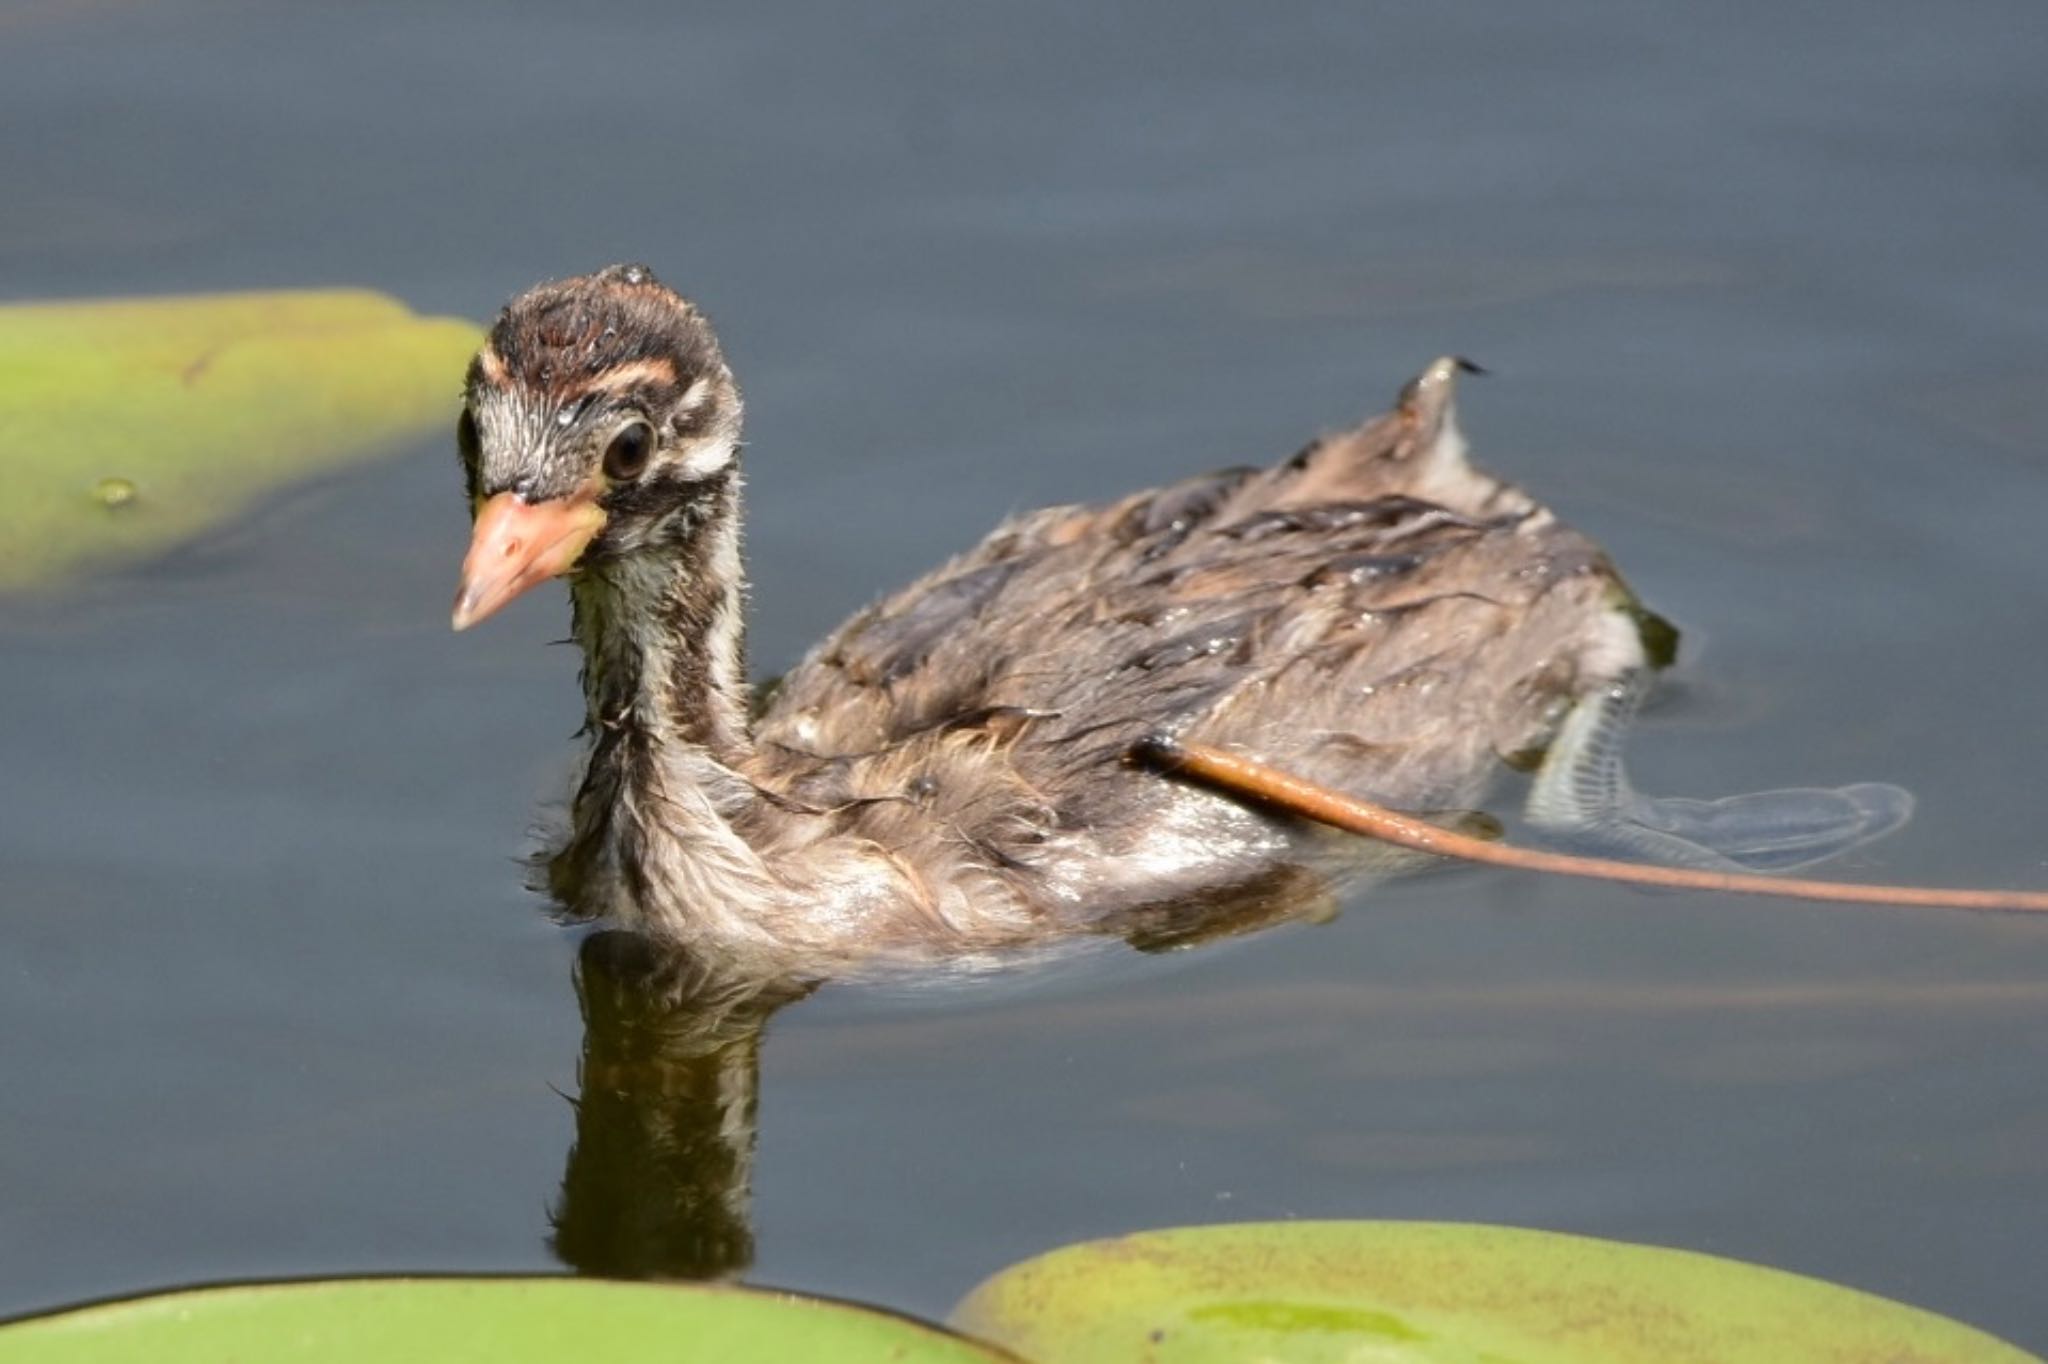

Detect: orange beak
[451, 490, 607, 631]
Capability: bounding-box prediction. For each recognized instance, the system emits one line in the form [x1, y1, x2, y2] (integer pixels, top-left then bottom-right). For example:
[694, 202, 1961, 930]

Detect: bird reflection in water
[544, 872, 1346, 1282]
[548, 932, 807, 1281]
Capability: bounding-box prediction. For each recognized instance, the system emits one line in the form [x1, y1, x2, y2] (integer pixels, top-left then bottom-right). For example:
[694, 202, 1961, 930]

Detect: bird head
[451, 264, 743, 630]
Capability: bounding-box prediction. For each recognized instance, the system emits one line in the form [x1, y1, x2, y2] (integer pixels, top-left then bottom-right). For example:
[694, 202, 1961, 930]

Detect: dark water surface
[5, 0, 2048, 1346]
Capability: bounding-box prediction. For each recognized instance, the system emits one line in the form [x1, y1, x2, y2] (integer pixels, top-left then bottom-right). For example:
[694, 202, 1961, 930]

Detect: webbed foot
[1525, 673, 1914, 873]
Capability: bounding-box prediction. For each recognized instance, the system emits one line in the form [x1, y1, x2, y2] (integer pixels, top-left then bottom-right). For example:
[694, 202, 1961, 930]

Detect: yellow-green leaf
[0, 1277, 1017, 1363]
[0, 289, 481, 589]
[950, 1221, 2039, 1363]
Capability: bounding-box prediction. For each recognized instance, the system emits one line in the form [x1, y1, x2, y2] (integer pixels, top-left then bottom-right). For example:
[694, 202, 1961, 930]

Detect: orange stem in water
[1133, 737, 2048, 915]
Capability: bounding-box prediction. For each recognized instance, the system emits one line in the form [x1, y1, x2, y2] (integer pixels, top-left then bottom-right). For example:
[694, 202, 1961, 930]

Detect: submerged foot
[1544, 781, 1915, 873]
[1526, 674, 1915, 873]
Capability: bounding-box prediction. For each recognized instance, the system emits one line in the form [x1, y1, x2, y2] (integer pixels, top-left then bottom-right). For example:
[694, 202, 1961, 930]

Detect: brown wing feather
[754, 371, 1644, 906]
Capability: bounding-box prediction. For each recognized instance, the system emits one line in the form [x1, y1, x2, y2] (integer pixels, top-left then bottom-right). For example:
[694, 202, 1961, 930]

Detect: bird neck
[552, 464, 908, 969]
[553, 468, 795, 950]
[569, 469, 754, 766]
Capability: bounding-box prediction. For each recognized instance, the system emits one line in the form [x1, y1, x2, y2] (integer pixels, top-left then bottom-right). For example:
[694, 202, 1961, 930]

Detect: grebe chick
[452, 265, 1907, 978]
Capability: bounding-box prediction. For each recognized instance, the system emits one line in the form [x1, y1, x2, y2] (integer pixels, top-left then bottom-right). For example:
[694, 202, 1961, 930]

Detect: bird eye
[603, 421, 654, 481]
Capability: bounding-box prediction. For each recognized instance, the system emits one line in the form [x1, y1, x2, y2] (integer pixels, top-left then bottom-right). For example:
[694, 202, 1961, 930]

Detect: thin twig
[1133, 736, 2048, 914]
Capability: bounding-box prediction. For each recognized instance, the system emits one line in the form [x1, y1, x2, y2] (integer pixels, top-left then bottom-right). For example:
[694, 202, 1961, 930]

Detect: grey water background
[4, 0, 2048, 1346]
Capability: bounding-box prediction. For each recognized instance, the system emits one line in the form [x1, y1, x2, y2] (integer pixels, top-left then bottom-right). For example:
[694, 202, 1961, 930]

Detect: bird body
[455, 266, 1906, 979]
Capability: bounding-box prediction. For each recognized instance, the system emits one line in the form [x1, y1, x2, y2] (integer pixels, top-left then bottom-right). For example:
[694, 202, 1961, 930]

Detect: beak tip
[451, 490, 606, 636]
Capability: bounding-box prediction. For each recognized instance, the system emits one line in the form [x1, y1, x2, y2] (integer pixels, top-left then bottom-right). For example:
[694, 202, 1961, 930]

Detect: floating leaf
[0, 1276, 1017, 1363]
[950, 1221, 2038, 1363]
[0, 289, 480, 590]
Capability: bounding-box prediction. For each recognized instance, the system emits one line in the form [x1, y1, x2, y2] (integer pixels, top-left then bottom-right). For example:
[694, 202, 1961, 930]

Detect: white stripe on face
[675, 438, 737, 481]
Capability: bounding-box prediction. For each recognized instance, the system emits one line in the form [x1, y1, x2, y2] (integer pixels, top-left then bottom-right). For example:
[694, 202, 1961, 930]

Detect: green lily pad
[0, 1276, 1017, 1363]
[0, 289, 480, 590]
[950, 1221, 2039, 1363]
